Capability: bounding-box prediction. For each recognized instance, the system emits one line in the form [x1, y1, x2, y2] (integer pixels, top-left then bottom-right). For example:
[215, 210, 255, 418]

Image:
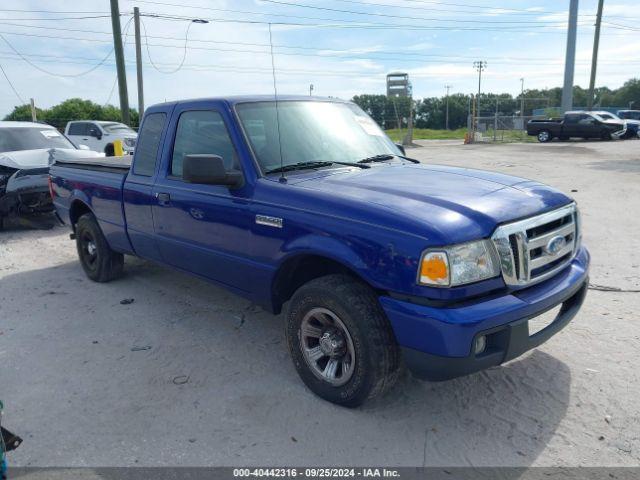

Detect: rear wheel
[75, 213, 123, 282]
[537, 130, 552, 142]
[285, 274, 401, 407]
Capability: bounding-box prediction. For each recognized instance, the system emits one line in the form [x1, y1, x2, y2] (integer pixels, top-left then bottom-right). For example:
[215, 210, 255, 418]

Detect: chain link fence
[468, 115, 538, 143]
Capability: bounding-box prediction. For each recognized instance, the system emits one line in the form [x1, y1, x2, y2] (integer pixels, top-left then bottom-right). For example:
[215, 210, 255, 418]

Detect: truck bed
[53, 155, 131, 174]
[50, 155, 133, 255]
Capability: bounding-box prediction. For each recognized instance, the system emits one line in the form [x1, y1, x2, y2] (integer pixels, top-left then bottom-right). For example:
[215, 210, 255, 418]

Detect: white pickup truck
[65, 121, 137, 156]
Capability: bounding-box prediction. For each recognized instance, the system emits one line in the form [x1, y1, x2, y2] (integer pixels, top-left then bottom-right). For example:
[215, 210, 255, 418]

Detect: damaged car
[0, 121, 101, 228]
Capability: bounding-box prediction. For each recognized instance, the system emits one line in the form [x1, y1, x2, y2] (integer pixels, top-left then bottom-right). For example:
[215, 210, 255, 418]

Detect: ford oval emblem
[545, 235, 566, 256]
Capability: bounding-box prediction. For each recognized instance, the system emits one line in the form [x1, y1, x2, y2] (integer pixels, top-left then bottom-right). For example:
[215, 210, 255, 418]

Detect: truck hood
[0, 148, 102, 170]
[602, 119, 625, 128]
[290, 163, 572, 243]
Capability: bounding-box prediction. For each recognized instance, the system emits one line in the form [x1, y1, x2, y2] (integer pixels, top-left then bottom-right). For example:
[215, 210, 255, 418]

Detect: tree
[3, 98, 139, 131]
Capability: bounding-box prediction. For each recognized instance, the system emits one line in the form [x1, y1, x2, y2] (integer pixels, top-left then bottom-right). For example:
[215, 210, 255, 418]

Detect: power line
[139, 16, 195, 74]
[254, 0, 573, 25]
[0, 20, 630, 63]
[0, 17, 133, 79]
[0, 32, 116, 77]
[128, 2, 587, 29]
[0, 22, 598, 51]
[0, 8, 110, 14]
[142, 12, 596, 34]
[3, 46, 636, 68]
[0, 61, 24, 103]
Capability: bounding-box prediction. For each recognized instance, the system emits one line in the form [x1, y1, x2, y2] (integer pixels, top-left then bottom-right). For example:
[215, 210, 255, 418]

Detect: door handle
[155, 192, 171, 206]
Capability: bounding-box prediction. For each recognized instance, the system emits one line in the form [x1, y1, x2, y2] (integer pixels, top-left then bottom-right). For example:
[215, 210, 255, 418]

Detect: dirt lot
[1, 140, 639, 467]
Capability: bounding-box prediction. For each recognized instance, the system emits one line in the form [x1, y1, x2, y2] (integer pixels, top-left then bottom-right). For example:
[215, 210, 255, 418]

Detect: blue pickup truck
[50, 96, 590, 407]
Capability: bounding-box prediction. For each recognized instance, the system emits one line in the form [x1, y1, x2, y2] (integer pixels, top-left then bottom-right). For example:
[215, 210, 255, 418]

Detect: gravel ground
[0, 140, 638, 468]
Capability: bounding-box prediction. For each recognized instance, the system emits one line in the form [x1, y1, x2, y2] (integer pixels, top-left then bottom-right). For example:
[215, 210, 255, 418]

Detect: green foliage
[351, 94, 412, 129]
[3, 98, 139, 131]
[354, 78, 640, 130]
[385, 128, 467, 142]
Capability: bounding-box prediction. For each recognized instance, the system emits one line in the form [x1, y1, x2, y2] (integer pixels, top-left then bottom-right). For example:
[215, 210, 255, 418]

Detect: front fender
[283, 234, 367, 267]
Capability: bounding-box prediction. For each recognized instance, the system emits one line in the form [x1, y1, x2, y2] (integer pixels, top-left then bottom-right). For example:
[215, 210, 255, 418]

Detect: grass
[478, 129, 538, 143]
[385, 127, 538, 143]
[385, 128, 467, 142]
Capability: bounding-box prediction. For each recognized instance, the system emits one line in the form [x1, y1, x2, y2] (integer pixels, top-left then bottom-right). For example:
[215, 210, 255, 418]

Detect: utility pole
[520, 78, 525, 117]
[587, 0, 604, 110]
[494, 97, 498, 141]
[473, 61, 487, 128]
[445, 84, 451, 130]
[561, 0, 579, 112]
[30, 98, 37, 122]
[134, 7, 144, 122]
[110, 0, 130, 125]
[309, 84, 314, 96]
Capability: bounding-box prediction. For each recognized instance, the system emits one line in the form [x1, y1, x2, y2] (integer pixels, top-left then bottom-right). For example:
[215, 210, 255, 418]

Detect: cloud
[0, 0, 638, 116]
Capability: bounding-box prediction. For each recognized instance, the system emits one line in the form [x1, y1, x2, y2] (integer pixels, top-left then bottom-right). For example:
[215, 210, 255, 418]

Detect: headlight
[124, 138, 136, 147]
[418, 239, 500, 287]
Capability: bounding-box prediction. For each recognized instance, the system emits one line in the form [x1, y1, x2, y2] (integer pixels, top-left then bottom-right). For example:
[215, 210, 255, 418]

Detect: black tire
[285, 274, 401, 407]
[601, 130, 612, 140]
[537, 130, 552, 143]
[75, 213, 124, 282]
[104, 143, 115, 156]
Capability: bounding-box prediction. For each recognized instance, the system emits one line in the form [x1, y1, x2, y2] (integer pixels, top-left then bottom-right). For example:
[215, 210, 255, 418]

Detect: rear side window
[171, 110, 239, 178]
[565, 114, 580, 124]
[133, 113, 166, 176]
[68, 123, 88, 135]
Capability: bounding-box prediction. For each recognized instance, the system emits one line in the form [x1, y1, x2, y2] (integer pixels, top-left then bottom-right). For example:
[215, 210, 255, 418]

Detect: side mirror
[182, 154, 243, 188]
[395, 143, 406, 155]
[89, 128, 102, 140]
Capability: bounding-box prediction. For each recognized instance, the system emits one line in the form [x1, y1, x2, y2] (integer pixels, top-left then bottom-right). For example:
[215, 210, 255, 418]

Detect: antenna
[268, 23, 285, 183]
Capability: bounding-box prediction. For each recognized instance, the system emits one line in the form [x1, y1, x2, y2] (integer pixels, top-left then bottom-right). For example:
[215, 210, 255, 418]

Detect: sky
[0, 0, 638, 117]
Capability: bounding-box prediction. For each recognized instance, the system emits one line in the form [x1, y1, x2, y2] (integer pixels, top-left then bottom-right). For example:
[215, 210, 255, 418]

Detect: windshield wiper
[358, 154, 420, 164]
[265, 160, 369, 175]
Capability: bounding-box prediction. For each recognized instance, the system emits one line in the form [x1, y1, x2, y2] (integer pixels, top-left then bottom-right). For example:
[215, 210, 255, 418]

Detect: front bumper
[380, 246, 590, 381]
[611, 128, 627, 139]
[0, 169, 52, 216]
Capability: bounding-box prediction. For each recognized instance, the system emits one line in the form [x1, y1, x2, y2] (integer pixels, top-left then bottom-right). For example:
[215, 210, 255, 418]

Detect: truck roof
[67, 120, 127, 125]
[149, 95, 349, 109]
[0, 121, 56, 129]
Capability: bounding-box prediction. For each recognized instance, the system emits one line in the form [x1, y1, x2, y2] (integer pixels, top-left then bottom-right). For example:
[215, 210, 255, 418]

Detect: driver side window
[578, 115, 594, 125]
[171, 110, 239, 178]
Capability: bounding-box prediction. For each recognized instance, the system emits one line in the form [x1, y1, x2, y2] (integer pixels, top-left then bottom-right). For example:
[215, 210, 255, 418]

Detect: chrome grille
[491, 203, 579, 287]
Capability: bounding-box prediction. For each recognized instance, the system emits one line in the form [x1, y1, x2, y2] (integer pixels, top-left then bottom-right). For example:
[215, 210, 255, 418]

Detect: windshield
[595, 112, 618, 121]
[101, 122, 136, 134]
[0, 127, 75, 153]
[236, 101, 401, 173]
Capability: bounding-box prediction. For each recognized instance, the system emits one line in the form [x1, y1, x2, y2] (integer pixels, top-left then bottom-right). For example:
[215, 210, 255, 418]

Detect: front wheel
[286, 274, 401, 407]
[537, 130, 552, 142]
[601, 130, 612, 140]
[75, 213, 124, 282]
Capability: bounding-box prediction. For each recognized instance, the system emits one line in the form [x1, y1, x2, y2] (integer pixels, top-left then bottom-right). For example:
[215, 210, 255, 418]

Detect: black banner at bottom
[6, 468, 640, 480]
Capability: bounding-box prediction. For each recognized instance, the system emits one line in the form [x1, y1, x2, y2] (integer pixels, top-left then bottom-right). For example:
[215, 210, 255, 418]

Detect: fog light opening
[474, 335, 487, 355]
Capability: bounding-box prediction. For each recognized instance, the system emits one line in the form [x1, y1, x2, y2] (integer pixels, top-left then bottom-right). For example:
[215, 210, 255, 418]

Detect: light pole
[445, 84, 451, 130]
[309, 84, 314, 96]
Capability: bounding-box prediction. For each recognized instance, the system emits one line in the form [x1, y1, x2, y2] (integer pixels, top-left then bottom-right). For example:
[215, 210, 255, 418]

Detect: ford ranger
[50, 96, 590, 407]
